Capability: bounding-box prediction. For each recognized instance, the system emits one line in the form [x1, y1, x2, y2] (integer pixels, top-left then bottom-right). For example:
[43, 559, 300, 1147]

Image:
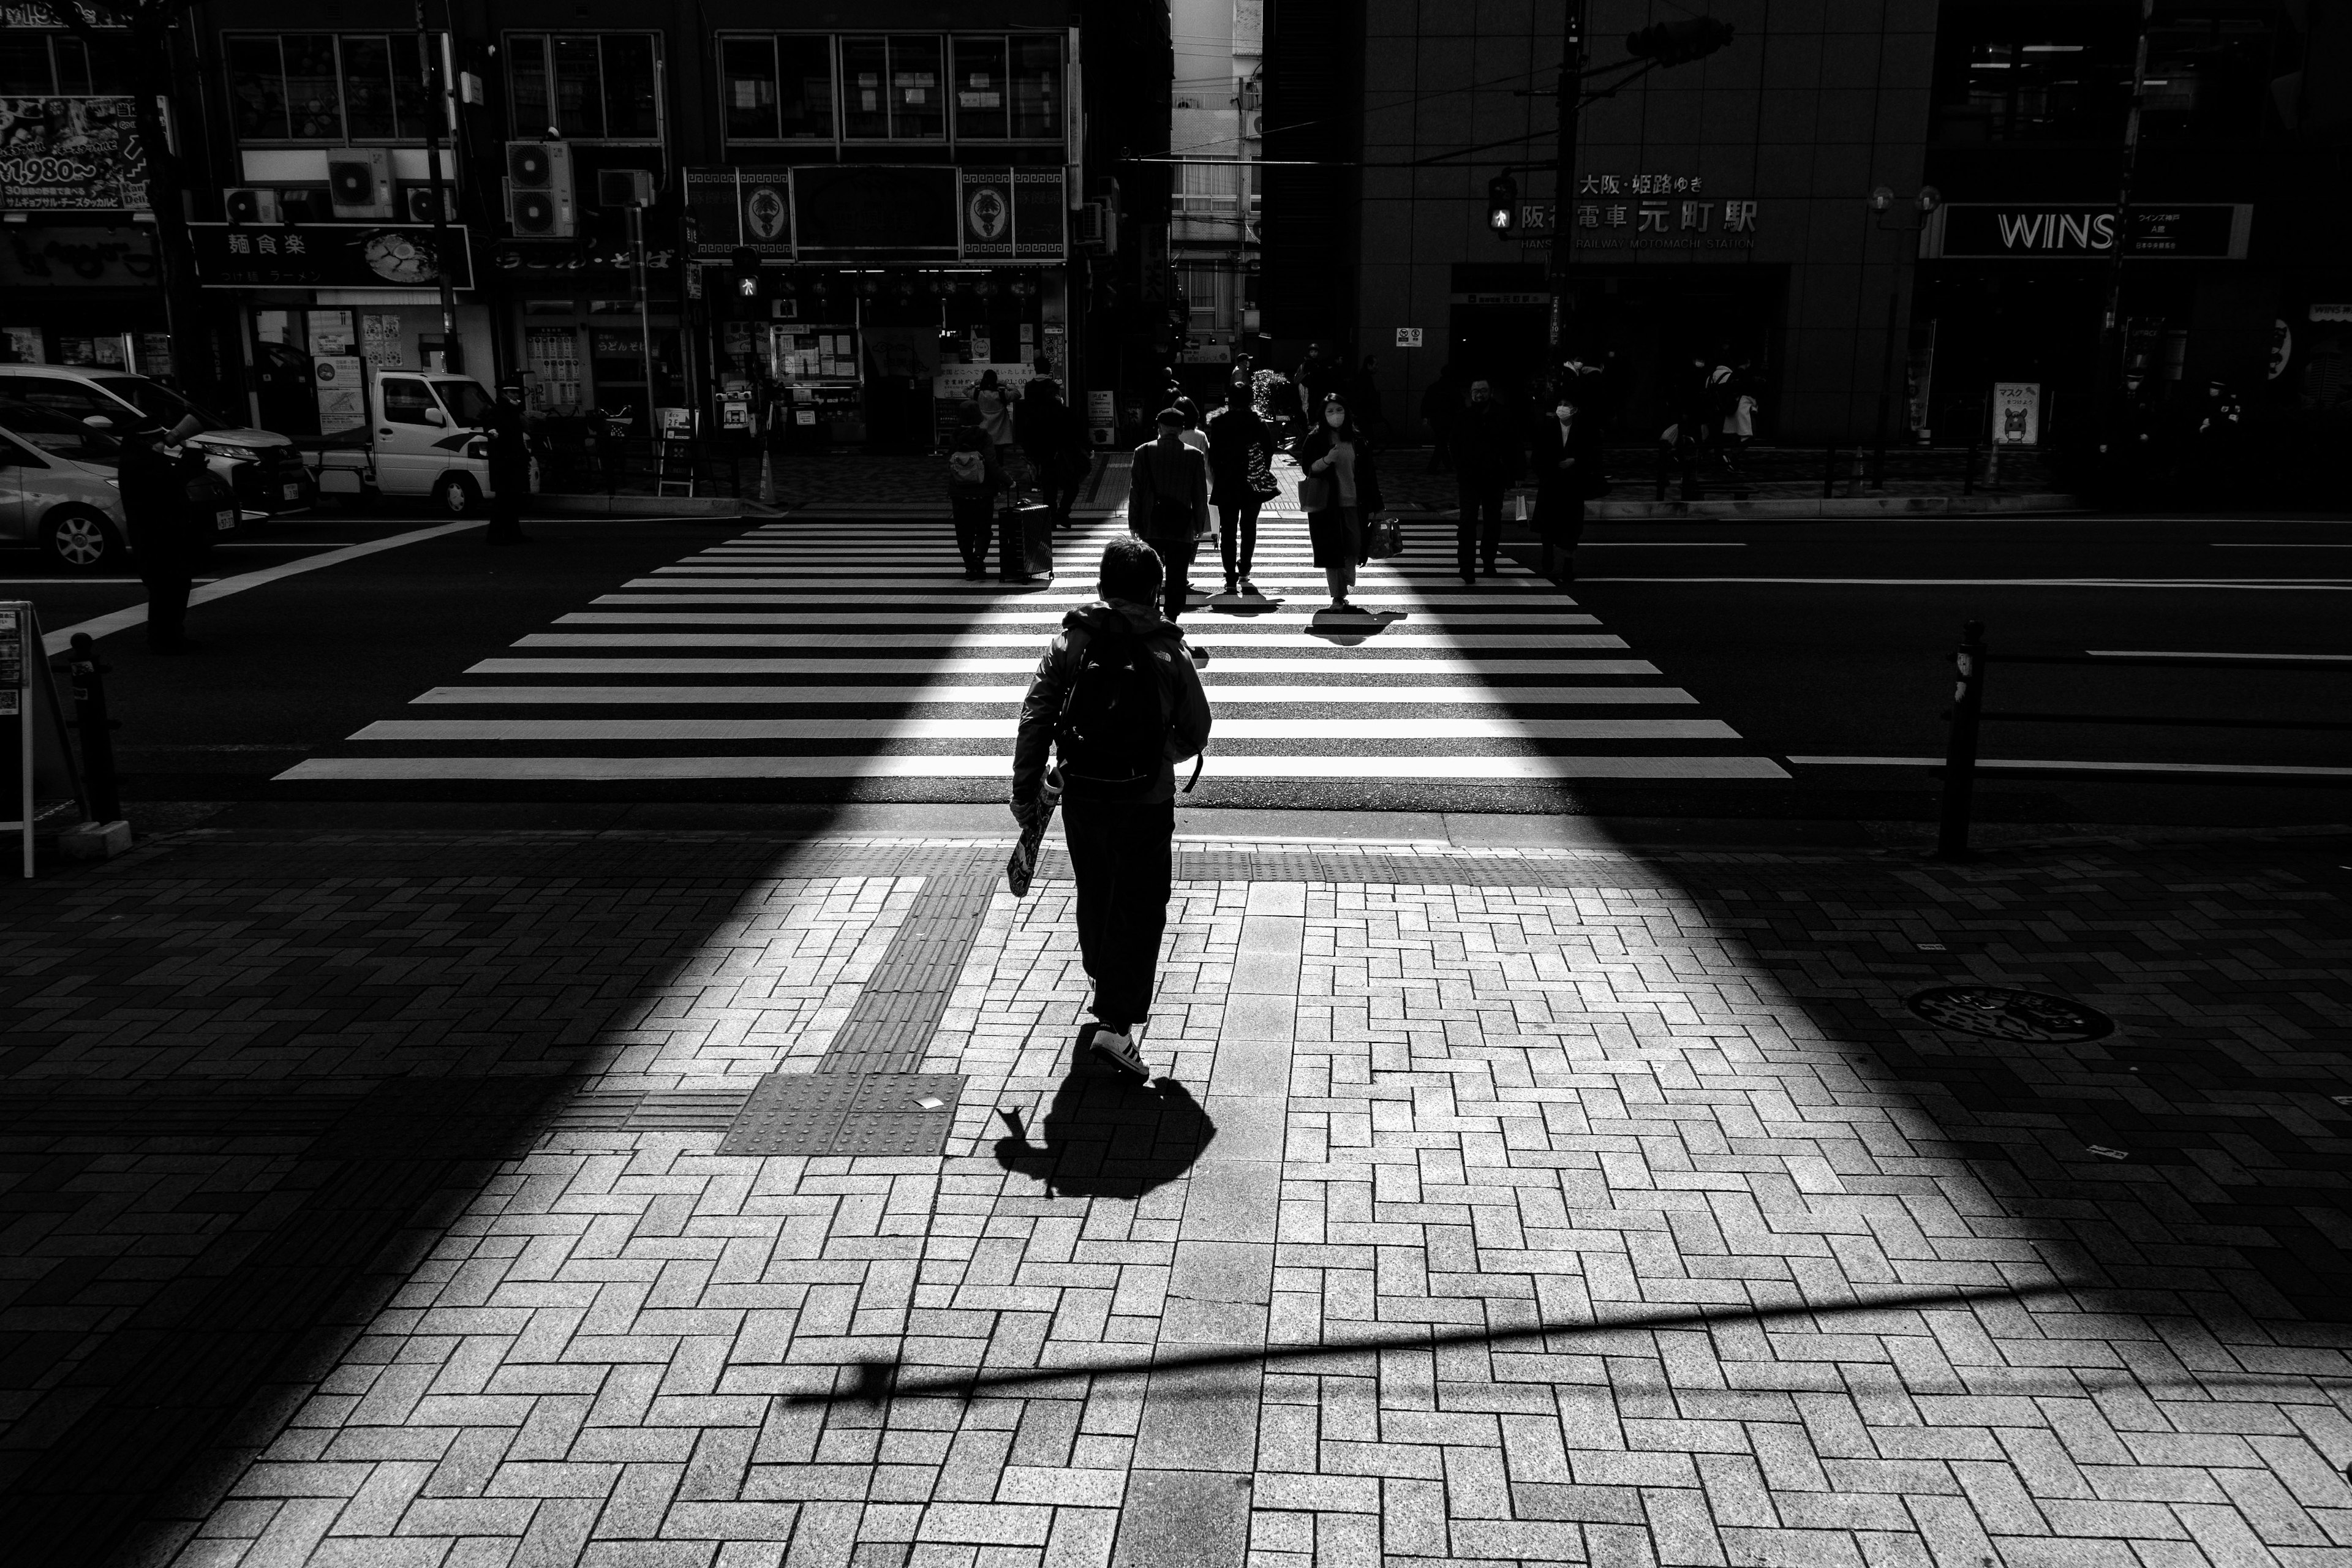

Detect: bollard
[66, 632, 121, 822]
[1934, 619, 1987, 860]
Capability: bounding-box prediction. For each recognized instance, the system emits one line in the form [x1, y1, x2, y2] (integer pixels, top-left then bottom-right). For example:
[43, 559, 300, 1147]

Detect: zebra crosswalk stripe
[275, 516, 1787, 785]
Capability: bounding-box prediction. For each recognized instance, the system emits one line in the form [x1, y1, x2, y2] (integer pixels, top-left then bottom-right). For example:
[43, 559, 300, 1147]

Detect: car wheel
[432, 473, 481, 517]
[41, 508, 123, 573]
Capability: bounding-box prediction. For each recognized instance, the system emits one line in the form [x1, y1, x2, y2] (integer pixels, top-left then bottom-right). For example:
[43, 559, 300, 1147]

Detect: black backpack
[1054, 619, 1170, 788]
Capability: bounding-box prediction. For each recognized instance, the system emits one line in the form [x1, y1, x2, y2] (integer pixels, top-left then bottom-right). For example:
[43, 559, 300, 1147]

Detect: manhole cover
[1906, 986, 2114, 1043]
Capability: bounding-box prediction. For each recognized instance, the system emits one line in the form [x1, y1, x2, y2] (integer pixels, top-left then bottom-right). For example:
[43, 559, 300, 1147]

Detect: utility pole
[1547, 0, 1589, 356]
[415, 0, 462, 372]
[2096, 0, 2156, 452]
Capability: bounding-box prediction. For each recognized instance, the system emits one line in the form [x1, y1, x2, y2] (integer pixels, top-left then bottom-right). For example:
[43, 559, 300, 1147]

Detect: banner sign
[0, 97, 148, 211]
[190, 223, 475, 291]
[1926, 204, 2252, 262]
[685, 167, 794, 258]
[688, 165, 1063, 262]
[0, 224, 156, 287]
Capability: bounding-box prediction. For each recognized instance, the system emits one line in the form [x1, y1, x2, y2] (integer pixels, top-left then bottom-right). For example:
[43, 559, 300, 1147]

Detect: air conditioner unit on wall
[326, 148, 395, 219]
[402, 185, 450, 224]
[222, 186, 280, 224]
[1076, 199, 1117, 255]
[1244, 113, 1265, 138]
[504, 141, 576, 237]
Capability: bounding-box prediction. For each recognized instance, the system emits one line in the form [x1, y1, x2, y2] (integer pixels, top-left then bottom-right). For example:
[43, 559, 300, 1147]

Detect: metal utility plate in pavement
[718, 1072, 967, 1156]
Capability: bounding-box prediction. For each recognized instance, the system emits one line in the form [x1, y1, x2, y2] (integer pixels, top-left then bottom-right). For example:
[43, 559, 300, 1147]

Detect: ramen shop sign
[1925, 203, 2252, 261]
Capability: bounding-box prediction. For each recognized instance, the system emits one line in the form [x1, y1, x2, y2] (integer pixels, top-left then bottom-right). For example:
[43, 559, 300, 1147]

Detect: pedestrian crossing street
[277, 516, 1790, 785]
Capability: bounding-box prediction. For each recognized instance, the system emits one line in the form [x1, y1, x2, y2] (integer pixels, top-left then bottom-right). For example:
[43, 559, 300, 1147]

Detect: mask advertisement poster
[1990, 381, 2041, 447]
[0, 96, 148, 210]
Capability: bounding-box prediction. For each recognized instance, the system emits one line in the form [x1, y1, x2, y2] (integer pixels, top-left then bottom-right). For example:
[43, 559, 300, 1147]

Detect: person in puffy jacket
[1010, 536, 1212, 1078]
[945, 414, 1008, 580]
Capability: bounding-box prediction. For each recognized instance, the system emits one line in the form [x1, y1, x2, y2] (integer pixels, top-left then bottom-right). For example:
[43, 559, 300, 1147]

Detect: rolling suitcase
[999, 501, 1055, 582]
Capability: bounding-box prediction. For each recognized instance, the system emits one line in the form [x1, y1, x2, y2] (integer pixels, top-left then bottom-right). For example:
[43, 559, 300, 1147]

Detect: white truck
[312, 371, 499, 515]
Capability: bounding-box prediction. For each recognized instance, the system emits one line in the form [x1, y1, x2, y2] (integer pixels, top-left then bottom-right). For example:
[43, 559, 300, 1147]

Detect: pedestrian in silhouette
[1531, 390, 1603, 584]
[1205, 373, 1276, 595]
[1297, 391, 1384, 609]
[118, 420, 207, 652]
[1012, 536, 1213, 1080]
[484, 377, 533, 546]
[1125, 407, 1212, 643]
[1451, 378, 1521, 584]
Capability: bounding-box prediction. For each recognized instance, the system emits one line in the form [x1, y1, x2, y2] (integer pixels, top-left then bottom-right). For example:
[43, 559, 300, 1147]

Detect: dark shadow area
[793, 1283, 2078, 1406]
[1305, 606, 1409, 646]
[993, 1058, 1216, 1199]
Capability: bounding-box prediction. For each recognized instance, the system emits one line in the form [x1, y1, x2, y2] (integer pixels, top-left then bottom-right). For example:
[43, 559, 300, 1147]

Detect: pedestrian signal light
[729, 247, 761, 300]
[1626, 17, 1736, 66]
[1487, 175, 1518, 235]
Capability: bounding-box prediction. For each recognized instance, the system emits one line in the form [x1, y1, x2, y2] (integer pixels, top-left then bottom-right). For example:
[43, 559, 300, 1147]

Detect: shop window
[506, 34, 664, 142]
[1008, 37, 1061, 141]
[721, 35, 835, 141]
[1, 34, 134, 96]
[842, 36, 943, 141]
[224, 33, 437, 143]
[953, 38, 1008, 141]
[1932, 14, 2134, 144]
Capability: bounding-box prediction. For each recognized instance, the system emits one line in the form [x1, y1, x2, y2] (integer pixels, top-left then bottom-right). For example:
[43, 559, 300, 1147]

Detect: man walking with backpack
[1012, 536, 1213, 1079]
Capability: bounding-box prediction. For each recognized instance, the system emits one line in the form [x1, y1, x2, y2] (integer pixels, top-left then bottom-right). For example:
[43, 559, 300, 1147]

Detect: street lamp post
[415, 0, 462, 372]
[1865, 185, 1940, 487]
[1546, 0, 1588, 355]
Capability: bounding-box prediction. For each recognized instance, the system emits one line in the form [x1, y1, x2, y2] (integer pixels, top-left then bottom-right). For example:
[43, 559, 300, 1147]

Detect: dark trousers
[143, 570, 191, 647]
[1144, 534, 1196, 624]
[1047, 468, 1085, 527]
[1216, 500, 1261, 580]
[1063, 797, 1175, 1033]
[487, 488, 526, 543]
[951, 495, 993, 571]
[1455, 481, 1504, 573]
[1539, 500, 1587, 581]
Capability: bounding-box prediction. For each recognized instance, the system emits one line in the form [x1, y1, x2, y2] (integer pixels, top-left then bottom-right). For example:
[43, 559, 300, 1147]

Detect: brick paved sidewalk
[1, 820, 2347, 1567]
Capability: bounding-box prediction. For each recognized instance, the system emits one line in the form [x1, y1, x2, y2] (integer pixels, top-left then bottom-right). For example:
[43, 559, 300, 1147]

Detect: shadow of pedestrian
[1306, 606, 1408, 646]
[993, 1064, 1216, 1199]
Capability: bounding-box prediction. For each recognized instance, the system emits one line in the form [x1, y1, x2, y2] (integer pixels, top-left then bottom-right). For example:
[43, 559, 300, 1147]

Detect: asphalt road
[9, 505, 2346, 829]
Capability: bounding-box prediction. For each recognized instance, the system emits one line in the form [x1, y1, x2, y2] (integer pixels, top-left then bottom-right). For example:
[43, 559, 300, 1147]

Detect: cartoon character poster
[1989, 380, 2041, 447]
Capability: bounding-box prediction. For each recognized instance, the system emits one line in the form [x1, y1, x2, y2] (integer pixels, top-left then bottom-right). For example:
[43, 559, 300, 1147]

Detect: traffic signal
[1626, 17, 1736, 66]
[729, 246, 762, 301]
[1487, 175, 1518, 235]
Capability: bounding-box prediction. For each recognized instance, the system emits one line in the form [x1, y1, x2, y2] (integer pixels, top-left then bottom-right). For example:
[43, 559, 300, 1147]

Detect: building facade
[1167, 0, 1265, 385]
[0, 0, 1174, 450]
[1267, 0, 2348, 461]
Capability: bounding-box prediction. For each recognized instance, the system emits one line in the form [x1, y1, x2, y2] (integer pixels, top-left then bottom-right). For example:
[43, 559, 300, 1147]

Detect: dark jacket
[484, 398, 531, 495]
[1126, 435, 1210, 540]
[1530, 413, 1605, 532]
[118, 439, 203, 573]
[1297, 426, 1383, 568]
[1450, 400, 1523, 486]
[1012, 600, 1214, 806]
[1204, 404, 1274, 508]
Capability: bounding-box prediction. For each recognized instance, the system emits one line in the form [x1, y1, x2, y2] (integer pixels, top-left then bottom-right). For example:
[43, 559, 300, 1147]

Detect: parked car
[312, 372, 499, 514]
[0, 398, 238, 573]
[0, 364, 315, 521]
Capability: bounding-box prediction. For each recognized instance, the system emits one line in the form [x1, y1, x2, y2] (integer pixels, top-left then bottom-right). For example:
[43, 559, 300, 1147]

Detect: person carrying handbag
[1296, 392, 1384, 609]
[1205, 376, 1278, 594]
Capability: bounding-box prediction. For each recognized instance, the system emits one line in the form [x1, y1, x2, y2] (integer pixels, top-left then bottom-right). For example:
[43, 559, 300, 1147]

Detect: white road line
[553, 610, 1605, 628]
[350, 717, 1737, 742]
[39, 520, 479, 654]
[594, 592, 1587, 607]
[1569, 577, 2352, 590]
[281, 753, 1791, 782]
[410, 684, 1698, 706]
[1789, 755, 2352, 779]
[2209, 543, 2352, 548]
[463, 655, 1664, 676]
[2087, 649, 2352, 662]
[513, 631, 1632, 650]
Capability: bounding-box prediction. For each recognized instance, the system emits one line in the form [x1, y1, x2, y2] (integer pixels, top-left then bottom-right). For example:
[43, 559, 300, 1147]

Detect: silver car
[0, 399, 238, 572]
[0, 364, 315, 521]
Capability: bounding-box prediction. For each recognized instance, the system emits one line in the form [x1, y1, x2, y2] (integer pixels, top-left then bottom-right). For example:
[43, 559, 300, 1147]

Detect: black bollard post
[66, 632, 121, 822]
[1934, 619, 1987, 861]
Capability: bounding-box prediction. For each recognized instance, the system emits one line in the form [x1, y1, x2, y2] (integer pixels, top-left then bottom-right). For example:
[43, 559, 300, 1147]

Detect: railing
[1629, 442, 2051, 502]
[1935, 619, 2352, 858]
[535, 426, 758, 499]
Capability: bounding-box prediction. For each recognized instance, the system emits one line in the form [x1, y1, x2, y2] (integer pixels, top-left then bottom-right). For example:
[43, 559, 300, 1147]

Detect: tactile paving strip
[718, 1072, 967, 1158]
[817, 870, 997, 1074]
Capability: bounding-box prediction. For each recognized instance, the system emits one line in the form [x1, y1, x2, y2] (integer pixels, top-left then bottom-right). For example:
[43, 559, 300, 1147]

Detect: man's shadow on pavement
[994, 1055, 1216, 1199]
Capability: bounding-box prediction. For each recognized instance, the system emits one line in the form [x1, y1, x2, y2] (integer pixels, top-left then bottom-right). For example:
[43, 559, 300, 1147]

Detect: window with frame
[507, 34, 663, 141]
[0, 32, 137, 96]
[718, 34, 1061, 143]
[720, 35, 835, 140]
[224, 34, 437, 143]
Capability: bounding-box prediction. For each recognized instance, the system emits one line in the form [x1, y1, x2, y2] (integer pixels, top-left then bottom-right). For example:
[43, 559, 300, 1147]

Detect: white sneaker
[1090, 1027, 1150, 1080]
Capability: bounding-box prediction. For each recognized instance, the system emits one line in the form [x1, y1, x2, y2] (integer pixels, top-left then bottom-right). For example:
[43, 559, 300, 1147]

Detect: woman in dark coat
[1528, 388, 1605, 584]
[1296, 391, 1384, 609]
[1204, 375, 1276, 593]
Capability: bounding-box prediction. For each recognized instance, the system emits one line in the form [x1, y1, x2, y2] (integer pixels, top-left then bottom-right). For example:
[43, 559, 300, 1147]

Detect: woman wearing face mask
[1297, 391, 1383, 609]
[1529, 389, 1604, 584]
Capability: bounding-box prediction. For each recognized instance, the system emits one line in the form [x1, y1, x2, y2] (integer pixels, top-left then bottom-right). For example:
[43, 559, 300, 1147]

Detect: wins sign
[1927, 204, 2252, 262]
